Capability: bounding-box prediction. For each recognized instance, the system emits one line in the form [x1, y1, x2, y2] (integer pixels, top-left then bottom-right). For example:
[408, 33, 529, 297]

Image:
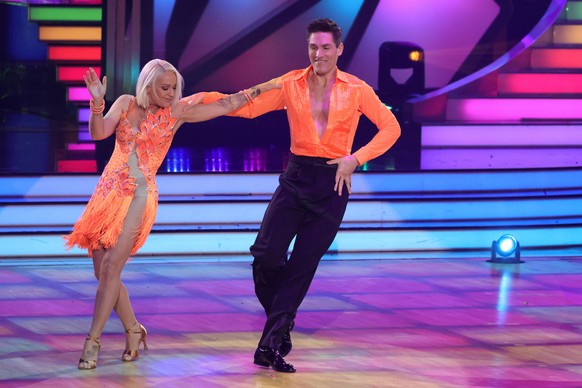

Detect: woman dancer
[65, 59, 278, 369]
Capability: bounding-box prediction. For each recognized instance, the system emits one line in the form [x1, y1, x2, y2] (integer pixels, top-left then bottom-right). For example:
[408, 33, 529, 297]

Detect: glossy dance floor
[2, 256, 582, 387]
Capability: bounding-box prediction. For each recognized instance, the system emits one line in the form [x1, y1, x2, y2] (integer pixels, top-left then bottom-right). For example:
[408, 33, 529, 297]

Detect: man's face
[308, 32, 343, 76]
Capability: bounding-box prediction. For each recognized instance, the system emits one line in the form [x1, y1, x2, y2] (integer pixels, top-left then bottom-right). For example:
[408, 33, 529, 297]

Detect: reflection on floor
[1, 256, 582, 387]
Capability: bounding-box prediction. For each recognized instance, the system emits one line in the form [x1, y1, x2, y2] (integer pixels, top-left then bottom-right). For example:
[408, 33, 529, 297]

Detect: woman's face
[148, 70, 177, 108]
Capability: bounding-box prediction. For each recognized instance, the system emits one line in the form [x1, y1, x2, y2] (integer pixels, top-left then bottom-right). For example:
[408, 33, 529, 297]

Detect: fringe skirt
[64, 188, 157, 257]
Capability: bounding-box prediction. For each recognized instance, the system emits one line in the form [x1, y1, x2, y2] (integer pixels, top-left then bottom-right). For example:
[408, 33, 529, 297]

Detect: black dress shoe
[253, 346, 296, 373]
[278, 330, 292, 357]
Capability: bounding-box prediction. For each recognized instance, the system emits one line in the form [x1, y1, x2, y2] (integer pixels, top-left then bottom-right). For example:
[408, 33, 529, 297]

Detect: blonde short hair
[135, 59, 184, 109]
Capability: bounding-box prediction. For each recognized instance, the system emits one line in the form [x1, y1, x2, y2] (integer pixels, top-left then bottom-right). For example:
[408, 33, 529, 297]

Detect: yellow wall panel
[39, 26, 102, 42]
[553, 25, 582, 44]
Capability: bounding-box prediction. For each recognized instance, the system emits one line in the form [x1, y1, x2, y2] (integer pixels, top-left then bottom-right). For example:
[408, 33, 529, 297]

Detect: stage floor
[1, 256, 582, 387]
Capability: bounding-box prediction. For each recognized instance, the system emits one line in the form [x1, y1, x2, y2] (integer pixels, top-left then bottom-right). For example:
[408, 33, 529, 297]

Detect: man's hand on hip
[327, 154, 359, 196]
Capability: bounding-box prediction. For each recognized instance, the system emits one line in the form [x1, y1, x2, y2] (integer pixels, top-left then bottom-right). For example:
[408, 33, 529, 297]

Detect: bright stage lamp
[409, 50, 422, 62]
[496, 234, 518, 256]
[489, 234, 523, 263]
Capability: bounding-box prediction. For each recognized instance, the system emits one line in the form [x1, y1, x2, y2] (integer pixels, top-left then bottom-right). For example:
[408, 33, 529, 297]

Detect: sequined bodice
[95, 105, 177, 200]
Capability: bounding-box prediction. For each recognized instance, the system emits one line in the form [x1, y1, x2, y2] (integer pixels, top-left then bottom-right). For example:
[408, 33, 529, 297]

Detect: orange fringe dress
[64, 99, 176, 257]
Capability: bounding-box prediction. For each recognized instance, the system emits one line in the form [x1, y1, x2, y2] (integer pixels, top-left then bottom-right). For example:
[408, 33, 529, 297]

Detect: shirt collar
[295, 65, 349, 83]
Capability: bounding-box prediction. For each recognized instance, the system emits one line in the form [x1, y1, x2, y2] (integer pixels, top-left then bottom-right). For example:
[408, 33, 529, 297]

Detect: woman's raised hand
[83, 67, 106, 102]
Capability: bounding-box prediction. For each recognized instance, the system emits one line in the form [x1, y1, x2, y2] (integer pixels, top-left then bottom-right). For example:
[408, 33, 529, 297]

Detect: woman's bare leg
[79, 193, 147, 366]
[91, 249, 137, 330]
[80, 152, 149, 367]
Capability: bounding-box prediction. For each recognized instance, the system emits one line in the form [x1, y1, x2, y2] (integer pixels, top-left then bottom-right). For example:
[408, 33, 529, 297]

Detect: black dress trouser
[250, 154, 350, 350]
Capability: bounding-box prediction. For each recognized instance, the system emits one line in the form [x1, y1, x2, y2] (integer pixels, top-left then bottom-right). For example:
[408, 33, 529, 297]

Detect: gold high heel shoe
[122, 322, 148, 362]
[78, 335, 101, 370]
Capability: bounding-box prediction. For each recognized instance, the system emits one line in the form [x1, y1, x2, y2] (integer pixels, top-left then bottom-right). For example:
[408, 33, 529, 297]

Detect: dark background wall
[0, 0, 553, 173]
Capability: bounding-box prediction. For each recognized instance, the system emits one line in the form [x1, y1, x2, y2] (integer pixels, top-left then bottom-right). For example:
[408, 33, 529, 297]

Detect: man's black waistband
[289, 153, 334, 167]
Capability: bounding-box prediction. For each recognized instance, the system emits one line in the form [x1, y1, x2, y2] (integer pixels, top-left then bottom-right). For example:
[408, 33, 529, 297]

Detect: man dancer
[203, 18, 401, 372]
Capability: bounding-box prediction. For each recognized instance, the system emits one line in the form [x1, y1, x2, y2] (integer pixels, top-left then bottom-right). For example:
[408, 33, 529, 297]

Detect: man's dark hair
[306, 18, 342, 47]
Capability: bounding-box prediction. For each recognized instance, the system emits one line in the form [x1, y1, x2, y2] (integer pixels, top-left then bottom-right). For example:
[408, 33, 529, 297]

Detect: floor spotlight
[489, 234, 523, 263]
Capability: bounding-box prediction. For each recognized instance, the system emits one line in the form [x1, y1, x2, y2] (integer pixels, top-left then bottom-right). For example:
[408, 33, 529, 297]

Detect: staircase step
[57, 65, 100, 83]
[566, 1, 582, 21]
[67, 143, 95, 151]
[446, 98, 582, 121]
[3, 225, 581, 259]
[3, 195, 581, 231]
[38, 25, 101, 42]
[553, 24, 582, 44]
[422, 123, 582, 146]
[421, 120, 582, 166]
[67, 86, 90, 102]
[421, 147, 582, 169]
[78, 128, 91, 142]
[78, 108, 90, 123]
[531, 47, 582, 69]
[29, 5, 102, 23]
[5, 172, 582, 200]
[48, 45, 101, 62]
[2, 171, 580, 258]
[56, 159, 96, 173]
[498, 73, 582, 94]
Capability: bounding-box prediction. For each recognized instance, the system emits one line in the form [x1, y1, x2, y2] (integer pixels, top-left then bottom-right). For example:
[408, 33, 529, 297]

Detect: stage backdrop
[142, 0, 549, 94]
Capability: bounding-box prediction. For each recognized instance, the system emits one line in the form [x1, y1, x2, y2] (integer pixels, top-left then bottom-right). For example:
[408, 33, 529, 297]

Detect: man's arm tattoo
[217, 86, 261, 111]
[217, 93, 242, 111]
[249, 87, 261, 99]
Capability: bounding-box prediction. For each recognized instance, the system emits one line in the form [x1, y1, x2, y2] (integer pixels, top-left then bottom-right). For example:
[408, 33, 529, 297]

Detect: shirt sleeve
[201, 78, 286, 118]
[351, 82, 401, 165]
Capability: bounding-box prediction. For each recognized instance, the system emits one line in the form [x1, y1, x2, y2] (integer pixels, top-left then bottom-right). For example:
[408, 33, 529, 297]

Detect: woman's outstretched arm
[173, 79, 280, 126]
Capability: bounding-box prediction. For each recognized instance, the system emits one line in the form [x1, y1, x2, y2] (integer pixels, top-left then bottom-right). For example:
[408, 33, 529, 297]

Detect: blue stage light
[490, 234, 523, 263]
[496, 234, 518, 256]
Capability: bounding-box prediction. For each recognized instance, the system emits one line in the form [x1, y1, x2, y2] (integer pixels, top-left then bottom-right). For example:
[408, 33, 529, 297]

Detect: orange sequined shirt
[204, 66, 401, 165]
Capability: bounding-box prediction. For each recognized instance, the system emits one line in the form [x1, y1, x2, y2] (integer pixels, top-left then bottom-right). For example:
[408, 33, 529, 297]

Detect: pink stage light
[422, 124, 582, 146]
[531, 48, 582, 69]
[78, 127, 91, 142]
[48, 45, 101, 61]
[447, 98, 582, 121]
[498, 73, 582, 94]
[58, 66, 100, 82]
[57, 159, 97, 173]
[78, 107, 90, 122]
[421, 148, 582, 170]
[68, 87, 91, 102]
[67, 143, 95, 151]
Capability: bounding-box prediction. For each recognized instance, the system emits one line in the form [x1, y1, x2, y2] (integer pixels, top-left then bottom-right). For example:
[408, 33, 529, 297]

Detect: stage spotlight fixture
[378, 41, 425, 170]
[489, 234, 523, 263]
[378, 41, 425, 107]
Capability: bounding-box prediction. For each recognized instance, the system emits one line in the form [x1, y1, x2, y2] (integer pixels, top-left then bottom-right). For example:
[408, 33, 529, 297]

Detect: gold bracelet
[90, 99, 105, 114]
